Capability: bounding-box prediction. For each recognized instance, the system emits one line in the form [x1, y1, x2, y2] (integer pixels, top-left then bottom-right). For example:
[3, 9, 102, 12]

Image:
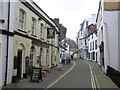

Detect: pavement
[2, 59, 119, 89]
[2, 63, 73, 89]
[84, 60, 119, 88]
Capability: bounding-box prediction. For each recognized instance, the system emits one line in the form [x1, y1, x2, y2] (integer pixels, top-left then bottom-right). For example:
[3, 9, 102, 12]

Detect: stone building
[0, 0, 60, 87]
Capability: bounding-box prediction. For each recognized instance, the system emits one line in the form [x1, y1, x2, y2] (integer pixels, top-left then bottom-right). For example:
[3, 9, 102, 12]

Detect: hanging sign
[47, 28, 55, 39]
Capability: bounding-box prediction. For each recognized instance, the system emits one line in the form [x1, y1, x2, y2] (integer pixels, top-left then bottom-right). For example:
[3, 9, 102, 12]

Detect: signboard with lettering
[30, 67, 42, 82]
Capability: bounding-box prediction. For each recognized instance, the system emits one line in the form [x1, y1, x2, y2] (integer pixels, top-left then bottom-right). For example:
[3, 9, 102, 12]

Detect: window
[39, 48, 42, 65]
[96, 52, 97, 61]
[19, 9, 25, 30]
[90, 42, 92, 51]
[40, 24, 44, 38]
[81, 31, 82, 35]
[30, 46, 34, 66]
[88, 53, 90, 59]
[31, 18, 36, 35]
[95, 40, 97, 49]
[93, 41, 94, 50]
[46, 50, 49, 65]
[85, 39, 87, 45]
[93, 52, 95, 60]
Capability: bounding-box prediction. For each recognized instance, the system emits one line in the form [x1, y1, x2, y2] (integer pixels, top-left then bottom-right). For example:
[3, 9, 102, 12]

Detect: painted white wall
[0, 1, 3, 87]
[104, 11, 119, 71]
[0, 43, 2, 87]
[96, 1, 104, 66]
[2, 35, 7, 86]
[119, 11, 120, 72]
[1, 1, 15, 86]
[88, 33, 97, 62]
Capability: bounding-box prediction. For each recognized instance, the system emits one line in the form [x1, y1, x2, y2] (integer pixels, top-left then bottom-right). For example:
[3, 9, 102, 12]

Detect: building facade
[0, 0, 60, 87]
[0, 0, 15, 86]
[88, 24, 97, 62]
[96, 0, 120, 87]
[77, 14, 97, 61]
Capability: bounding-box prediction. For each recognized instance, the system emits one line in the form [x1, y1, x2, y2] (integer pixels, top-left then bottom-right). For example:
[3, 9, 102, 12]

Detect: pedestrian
[58, 62, 62, 71]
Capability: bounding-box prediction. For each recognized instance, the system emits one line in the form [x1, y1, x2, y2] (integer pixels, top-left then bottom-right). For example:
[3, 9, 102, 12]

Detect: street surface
[46, 60, 91, 88]
[2, 59, 118, 89]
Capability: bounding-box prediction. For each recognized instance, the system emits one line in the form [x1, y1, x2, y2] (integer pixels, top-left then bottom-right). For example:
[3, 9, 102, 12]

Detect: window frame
[31, 17, 36, 35]
[40, 23, 44, 39]
[30, 46, 34, 66]
[19, 9, 25, 31]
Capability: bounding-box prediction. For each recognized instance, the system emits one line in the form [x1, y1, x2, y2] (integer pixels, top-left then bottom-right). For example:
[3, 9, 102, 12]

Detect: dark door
[17, 50, 22, 78]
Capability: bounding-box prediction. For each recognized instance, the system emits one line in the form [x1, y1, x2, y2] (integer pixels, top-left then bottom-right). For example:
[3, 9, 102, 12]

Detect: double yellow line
[83, 61, 100, 90]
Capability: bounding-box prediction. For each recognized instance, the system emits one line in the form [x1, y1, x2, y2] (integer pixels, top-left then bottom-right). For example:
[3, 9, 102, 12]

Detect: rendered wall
[104, 11, 119, 71]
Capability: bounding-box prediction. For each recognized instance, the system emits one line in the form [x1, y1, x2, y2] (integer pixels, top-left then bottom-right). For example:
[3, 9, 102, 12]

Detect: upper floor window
[93, 41, 94, 50]
[31, 18, 36, 35]
[85, 39, 87, 45]
[40, 24, 44, 38]
[95, 40, 97, 49]
[19, 9, 25, 30]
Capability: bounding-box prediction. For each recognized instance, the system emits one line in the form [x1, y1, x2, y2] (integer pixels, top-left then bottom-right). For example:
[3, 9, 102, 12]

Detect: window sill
[31, 34, 37, 37]
[40, 38, 44, 40]
[18, 29, 27, 33]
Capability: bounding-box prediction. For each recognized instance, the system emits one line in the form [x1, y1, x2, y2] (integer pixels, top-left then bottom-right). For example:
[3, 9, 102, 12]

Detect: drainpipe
[4, 0, 10, 86]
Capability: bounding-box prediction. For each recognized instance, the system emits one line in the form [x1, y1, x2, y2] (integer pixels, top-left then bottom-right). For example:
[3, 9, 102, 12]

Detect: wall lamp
[0, 19, 5, 23]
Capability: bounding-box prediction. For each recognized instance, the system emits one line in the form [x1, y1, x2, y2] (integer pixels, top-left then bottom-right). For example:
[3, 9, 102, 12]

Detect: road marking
[44, 61, 76, 89]
[83, 61, 100, 90]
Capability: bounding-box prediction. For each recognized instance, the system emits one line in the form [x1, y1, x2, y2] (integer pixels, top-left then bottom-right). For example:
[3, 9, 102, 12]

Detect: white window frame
[19, 9, 25, 30]
[31, 18, 36, 35]
[30, 46, 34, 66]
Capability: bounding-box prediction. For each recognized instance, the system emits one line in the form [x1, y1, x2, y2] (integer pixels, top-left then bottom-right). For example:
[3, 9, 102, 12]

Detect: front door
[17, 50, 22, 78]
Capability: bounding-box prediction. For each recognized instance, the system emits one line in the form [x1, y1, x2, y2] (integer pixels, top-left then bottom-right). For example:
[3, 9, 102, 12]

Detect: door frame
[17, 44, 24, 78]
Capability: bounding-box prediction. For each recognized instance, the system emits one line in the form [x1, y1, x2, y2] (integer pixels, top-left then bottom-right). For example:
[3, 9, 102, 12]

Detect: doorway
[17, 50, 22, 78]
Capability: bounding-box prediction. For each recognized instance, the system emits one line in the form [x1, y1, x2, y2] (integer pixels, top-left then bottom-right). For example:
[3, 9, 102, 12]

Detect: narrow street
[2, 59, 118, 89]
[45, 59, 118, 89]
[46, 59, 91, 88]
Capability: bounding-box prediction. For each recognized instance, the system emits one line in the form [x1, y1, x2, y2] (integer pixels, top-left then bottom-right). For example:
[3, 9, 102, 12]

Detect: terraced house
[0, 0, 60, 87]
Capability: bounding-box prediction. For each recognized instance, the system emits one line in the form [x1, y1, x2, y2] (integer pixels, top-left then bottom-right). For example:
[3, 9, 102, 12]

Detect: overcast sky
[34, 0, 100, 41]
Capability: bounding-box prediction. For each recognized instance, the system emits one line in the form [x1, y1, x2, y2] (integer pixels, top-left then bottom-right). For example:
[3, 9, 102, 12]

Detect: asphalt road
[47, 60, 92, 88]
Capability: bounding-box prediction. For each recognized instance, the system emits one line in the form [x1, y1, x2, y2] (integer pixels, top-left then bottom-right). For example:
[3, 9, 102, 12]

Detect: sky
[34, 0, 100, 41]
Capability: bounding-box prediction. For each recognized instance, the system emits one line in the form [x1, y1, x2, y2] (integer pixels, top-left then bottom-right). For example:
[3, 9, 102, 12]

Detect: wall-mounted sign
[47, 28, 55, 39]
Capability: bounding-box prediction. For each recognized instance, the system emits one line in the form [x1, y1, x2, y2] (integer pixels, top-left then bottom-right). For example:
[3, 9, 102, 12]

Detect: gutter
[4, 0, 10, 86]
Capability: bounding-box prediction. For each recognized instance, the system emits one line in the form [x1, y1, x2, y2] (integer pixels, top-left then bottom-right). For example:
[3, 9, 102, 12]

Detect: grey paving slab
[84, 60, 119, 88]
[2, 63, 73, 89]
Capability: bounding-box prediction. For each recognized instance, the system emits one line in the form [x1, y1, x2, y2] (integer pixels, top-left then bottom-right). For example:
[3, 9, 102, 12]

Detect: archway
[17, 44, 24, 78]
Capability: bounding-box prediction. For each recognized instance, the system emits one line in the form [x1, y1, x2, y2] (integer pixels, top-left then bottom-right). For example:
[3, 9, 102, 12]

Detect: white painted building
[96, 0, 120, 87]
[104, 10, 120, 73]
[79, 20, 89, 60]
[86, 15, 98, 62]
[96, 0, 104, 68]
[0, 0, 14, 87]
[78, 14, 97, 60]
[88, 27, 97, 62]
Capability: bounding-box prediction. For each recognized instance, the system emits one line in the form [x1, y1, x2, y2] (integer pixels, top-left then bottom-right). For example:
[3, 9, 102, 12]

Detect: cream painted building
[12, 0, 59, 80]
[1, 0, 60, 86]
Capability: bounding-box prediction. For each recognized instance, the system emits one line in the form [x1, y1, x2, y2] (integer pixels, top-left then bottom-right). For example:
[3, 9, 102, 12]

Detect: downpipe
[4, 0, 10, 86]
